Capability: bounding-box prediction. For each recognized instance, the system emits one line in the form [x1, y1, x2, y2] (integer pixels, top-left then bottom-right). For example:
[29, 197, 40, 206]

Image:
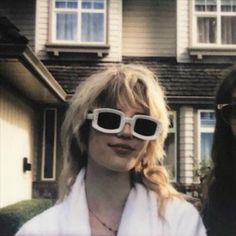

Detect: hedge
[0, 199, 54, 236]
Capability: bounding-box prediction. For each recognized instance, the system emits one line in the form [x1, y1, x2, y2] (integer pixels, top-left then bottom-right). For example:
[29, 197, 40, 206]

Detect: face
[230, 88, 236, 139]
[87, 106, 149, 173]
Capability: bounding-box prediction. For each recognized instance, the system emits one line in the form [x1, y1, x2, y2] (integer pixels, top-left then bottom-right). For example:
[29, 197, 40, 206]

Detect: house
[0, 0, 234, 207]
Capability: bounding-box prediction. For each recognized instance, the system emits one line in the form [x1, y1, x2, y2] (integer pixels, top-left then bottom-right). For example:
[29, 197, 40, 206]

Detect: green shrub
[0, 198, 54, 236]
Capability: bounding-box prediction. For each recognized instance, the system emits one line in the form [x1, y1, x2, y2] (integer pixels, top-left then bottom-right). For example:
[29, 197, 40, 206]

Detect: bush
[0, 198, 54, 236]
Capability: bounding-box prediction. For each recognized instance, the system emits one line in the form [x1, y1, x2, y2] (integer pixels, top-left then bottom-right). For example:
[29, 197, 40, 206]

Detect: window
[164, 112, 177, 181]
[52, 0, 107, 44]
[198, 110, 215, 162]
[193, 0, 236, 45]
[42, 109, 57, 181]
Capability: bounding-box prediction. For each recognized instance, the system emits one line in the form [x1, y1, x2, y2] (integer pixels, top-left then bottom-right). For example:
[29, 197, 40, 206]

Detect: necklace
[88, 207, 118, 235]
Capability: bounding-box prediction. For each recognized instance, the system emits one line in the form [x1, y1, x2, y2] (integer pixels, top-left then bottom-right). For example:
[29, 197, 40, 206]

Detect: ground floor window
[198, 110, 215, 162]
[164, 111, 177, 181]
[41, 109, 57, 181]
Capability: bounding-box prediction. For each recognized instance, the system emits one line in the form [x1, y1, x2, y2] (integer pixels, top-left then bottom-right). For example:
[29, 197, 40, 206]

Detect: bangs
[95, 73, 149, 112]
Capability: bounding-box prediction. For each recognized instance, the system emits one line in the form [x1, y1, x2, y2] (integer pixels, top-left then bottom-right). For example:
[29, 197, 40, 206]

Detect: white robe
[16, 169, 206, 236]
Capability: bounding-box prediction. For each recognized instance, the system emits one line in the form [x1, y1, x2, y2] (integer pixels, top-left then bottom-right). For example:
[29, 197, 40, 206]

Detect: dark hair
[212, 65, 236, 182]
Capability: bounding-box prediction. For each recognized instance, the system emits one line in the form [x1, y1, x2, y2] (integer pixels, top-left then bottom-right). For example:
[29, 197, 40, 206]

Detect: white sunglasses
[87, 108, 162, 140]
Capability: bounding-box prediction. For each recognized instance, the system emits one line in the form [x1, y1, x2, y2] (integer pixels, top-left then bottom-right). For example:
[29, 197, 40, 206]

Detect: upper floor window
[52, 0, 107, 44]
[193, 0, 236, 45]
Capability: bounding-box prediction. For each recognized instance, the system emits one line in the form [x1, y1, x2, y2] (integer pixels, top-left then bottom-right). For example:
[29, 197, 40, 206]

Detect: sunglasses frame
[217, 103, 236, 124]
[87, 108, 162, 140]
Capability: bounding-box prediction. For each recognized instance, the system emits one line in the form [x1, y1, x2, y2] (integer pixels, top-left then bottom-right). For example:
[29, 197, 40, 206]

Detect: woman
[16, 65, 206, 236]
[202, 66, 236, 236]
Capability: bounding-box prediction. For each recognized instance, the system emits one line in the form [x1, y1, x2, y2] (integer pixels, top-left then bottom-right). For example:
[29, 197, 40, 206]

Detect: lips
[108, 143, 135, 155]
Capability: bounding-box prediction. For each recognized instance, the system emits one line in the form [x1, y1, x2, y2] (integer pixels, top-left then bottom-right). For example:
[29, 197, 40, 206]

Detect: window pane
[82, 0, 105, 9]
[206, 0, 217, 11]
[222, 16, 236, 44]
[43, 110, 56, 179]
[201, 112, 216, 128]
[56, 0, 77, 8]
[56, 13, 77, 40]
[197, 17, 216, 43]
[195, 0, 216, 11]
[233, 0, 236, 11]
[164, 133, 176, 180]
[81, 13, 104, 42]
[195, 0, 206, 11]
[201, 133, 213, 161]
[221, 0, 232, 12]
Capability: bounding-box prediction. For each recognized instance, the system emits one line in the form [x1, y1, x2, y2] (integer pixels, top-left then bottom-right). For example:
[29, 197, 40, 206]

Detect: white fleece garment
[16, 169, 206, 236]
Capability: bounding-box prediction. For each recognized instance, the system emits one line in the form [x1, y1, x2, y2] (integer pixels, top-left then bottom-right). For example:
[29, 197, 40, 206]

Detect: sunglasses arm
[87, 113, 94, 120]
[217, 104, 228, 110]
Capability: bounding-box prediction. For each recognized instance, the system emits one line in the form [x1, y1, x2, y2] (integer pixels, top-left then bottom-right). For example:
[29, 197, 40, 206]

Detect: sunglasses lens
[221, 104, 236, 123]
[134, 118, 157, 136]
[97, 112, 121, 130]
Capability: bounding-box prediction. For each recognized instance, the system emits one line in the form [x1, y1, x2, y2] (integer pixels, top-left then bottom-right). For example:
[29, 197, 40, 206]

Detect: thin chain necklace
[88, 207, 118, 235]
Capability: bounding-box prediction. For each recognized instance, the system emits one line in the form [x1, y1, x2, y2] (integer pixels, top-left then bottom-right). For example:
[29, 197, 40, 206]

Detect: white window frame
[51, 0, 107, 45]
[191, 0, 236, 48]
[41, 108, 57, 181]
[164, 111, 177, 182]
[197, 110, 215, 163]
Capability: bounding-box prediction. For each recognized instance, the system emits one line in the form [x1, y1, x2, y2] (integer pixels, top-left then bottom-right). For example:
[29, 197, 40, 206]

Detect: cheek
[135, 141, 148, 157]
[87, 130, 103, 158]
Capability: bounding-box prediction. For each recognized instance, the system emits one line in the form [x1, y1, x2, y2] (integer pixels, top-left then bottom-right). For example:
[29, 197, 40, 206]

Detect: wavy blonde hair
[59, 64, 180, 215]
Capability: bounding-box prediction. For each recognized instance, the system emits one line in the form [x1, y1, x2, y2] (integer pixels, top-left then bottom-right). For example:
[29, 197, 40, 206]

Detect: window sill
[188, 46, 236, 59]
[45, 43, 110, 57]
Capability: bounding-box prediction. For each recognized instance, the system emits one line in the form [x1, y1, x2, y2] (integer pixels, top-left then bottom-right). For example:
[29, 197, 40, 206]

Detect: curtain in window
[56, 13, 77, 40]
[197, 17, 216, 43]
[81, 13, 104, 42]
[222, 16, 236, 44]
[201, 133, 213, 161]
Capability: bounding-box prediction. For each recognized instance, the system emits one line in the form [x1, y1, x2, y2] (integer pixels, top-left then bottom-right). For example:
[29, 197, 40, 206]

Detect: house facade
[0, 0, 235, 207]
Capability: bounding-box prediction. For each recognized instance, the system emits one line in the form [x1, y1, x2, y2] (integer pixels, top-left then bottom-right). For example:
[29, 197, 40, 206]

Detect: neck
[85, 161, 131, 211]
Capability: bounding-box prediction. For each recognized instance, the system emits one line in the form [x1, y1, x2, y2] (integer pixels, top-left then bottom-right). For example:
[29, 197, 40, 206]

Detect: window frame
[197, 110, 215, 163]
[191, 0, 236, 48]
[51, 0, 107, 45]
[41, 108, 57, 181]
[164, 111, 177, 182]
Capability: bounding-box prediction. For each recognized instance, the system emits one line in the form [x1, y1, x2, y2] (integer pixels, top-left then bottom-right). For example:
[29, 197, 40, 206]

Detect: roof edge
[21, 46, 67, 102]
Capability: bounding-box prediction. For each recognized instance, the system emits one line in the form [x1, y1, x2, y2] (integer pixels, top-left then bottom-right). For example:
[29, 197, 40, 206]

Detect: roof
[0, 17, 28, 44]
[0, 17, 67, 104]
[44, 58, 232, 104]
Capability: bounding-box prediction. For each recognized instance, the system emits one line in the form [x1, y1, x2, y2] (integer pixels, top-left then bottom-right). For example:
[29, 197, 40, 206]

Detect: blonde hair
[59, 64, 180, 215]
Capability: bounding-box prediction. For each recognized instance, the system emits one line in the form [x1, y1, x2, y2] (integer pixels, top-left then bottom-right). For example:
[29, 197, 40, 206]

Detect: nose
[117, 123, 133, 139]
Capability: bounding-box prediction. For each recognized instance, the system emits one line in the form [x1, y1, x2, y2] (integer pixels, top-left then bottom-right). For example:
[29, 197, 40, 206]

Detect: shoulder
[164, 198, 207, 236]
[15, 203, 62, 236]
[165, 197, 200, 217]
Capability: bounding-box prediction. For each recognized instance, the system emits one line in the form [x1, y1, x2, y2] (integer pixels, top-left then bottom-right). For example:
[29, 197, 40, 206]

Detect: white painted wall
[35, 0, 122, 61]
[0, 87, 35, 207]
[179, 106, 194, 184]
[123, 0, 176, 57]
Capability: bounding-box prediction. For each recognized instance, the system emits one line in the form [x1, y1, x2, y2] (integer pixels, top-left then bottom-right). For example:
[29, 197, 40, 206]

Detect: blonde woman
[16, 65, 206, 236]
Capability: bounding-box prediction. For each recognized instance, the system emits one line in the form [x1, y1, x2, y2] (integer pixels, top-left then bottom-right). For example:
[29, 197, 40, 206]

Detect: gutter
[0, 43, 67, 102]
